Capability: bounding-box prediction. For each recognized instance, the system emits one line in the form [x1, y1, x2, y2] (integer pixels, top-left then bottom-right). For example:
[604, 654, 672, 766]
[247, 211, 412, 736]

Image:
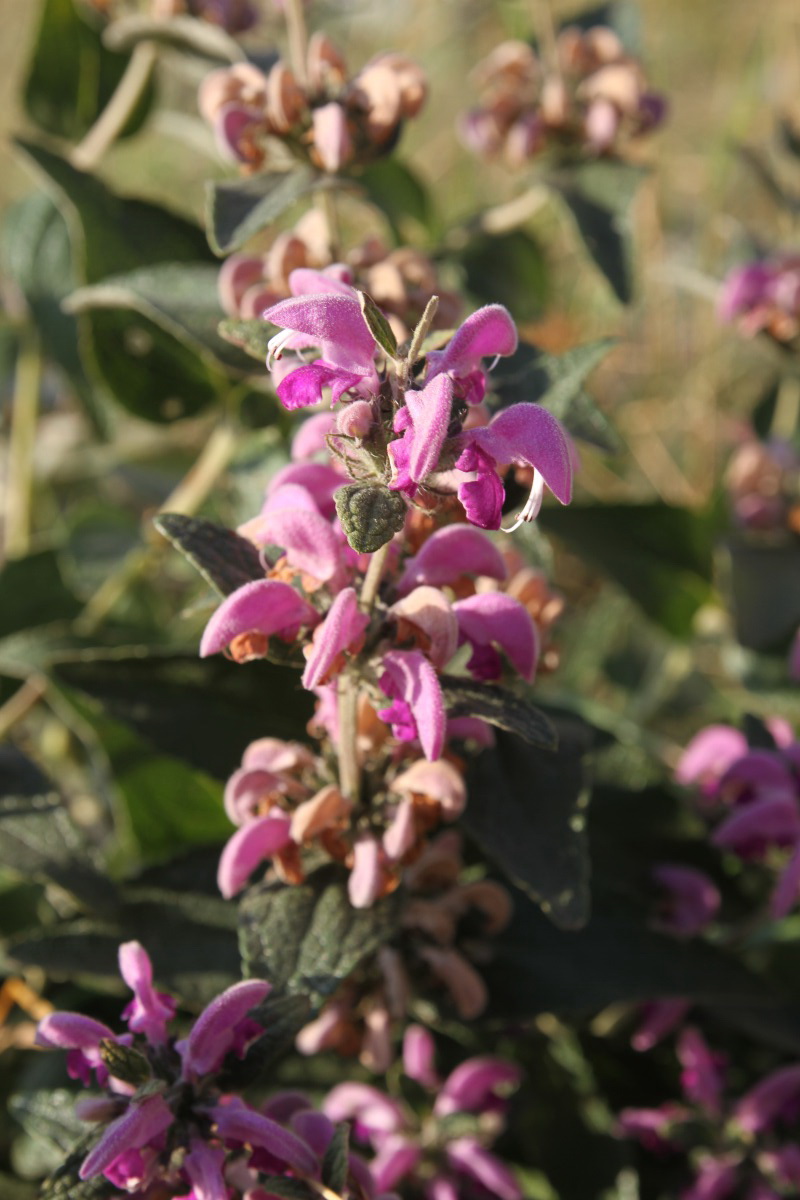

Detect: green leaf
[219, 317, 276, 362]
[103, 12, 243, 61]
[23, 0, 153, 142]
[218, 994, 311, 1088]
[459, 229, 547, 322]
[0, 792, 114, 910]
[553, 161, 646, 303]
[322, 1123, 350, 1194]
[538, 502, 719, 638]
[154, 513, 265, 596]
[39, 1131, 113, 1200]
[10, 1090, 87, 1153]
[491, 338, 620, 453]
[205, 168, 319, 256]
[441, 677, 558, 751]
[354, 159, 432, 238]
[726, 535, 800, 652]
[1, 192, 107, 436]
[67, 264, 256, 374]
[334, 484, 407, 554]
[358, 289, 398, 358]
[250, 1181, 317, 1200]
[462, 723, 591, 929]
[239, 865, 401, 1010]
[0, 550, 81, 639]
[54, 654, 314, 782]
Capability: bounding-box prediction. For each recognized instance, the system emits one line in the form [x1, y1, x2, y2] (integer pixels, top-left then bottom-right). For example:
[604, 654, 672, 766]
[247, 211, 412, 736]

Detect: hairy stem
[5, 332, 42, 560]
[71, 42, 157, 172]
[359, 540, 390, 612]
[0, 675, 48, 743]
[284, 0, 310, 87]
[337, 673, 361, 803]
[319, 184, 343, 261]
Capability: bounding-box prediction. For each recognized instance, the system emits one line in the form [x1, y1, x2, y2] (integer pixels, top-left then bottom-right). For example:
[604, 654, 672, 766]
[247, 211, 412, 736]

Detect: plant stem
[337, 673, 361, 803]
[5, 332, 42, 560]
[284, 0, 310, 86]
[533, 0, 561, 79]
[71, 41, 157, 172]
[319, 184, 343, 261]
[75, 423, 237, 635]
[0, 675, 48, 743]
[359, 540, 390, 612]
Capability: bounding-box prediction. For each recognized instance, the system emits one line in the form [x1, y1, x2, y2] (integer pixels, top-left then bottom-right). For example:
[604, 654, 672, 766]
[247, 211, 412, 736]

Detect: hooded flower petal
[208, 1105, 318, 1174]
[370, 1134, 423, 1192]
[429, 304, 518, 381]
[182, 979, 271, 1078]
[322, 1083, 407, 1139]
[391, 758, 466, 819]
[377, 649, 446, 761]
[674, 725, 748, 790]
[276, 362, 363, 410]
[349, 834, 385, 908]
[735, 1064, 800, 1133]
[291, 784, 351, 843]
[302, 587, 369, 688]
[402, 1025, 440, 1088]
[292, 411, 338, 460]
[389, 587, 459, 669]
[312, 101, 354, 171]
[631, 1000, 691, 1052]
[199, 580, 318, 658]
[183, 1140, 228, 1200]
[445, 1137, 522, 1200]
[454, 441, 506, 530]
[79, 1095, 174, 1181]
[396, 525, 507, 595]
[383, 795, 416, 861]
[217, 812, 293, 898]
[267, 463, 345, 517]
[118, 942, 176, 1045]
[452, 592, 538, 681]
[712, 796, 800, 854]
[389, 374, 454, 492]
[36, 1012, 116, 1054]
[677, 1028, 725, 1116]
[471, 403, 573, 506]
[770, 844, 800, 919]
[247, 508, 349, 590]
[262, 291, 377, 379]
[435, 1057, 521, 1117]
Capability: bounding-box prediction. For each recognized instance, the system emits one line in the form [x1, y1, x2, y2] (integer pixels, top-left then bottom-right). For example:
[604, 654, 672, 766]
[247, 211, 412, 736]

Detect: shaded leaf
[463, 723, 591, 929]
[322, 1123, 350, 1194]
[0, 550, 81, 639]
[239, 865, 401, 1010]
[460, 229, 547, 322]
[23, 0, 153, 142]
[441, 677, 558, 750]
[252, 1181, 317, 1200]
[67, 264, 255, 373]
[39, 1130, 112, 1200]
[553, 162, 646, 303]
[354, 159, 432, 238]
[219, 317, 275, 362]
[10, 1090, 92, 1153]
[219, 994, 311, 1088]
[491, 338, 619, 453]
[154, 513, 265, 596]
[54, 654, 313, 781]
[726, 534, 800, 651]
[358, 290, 398, 358]
[206, 168, 319, 256]
[538, 502, 719, 637]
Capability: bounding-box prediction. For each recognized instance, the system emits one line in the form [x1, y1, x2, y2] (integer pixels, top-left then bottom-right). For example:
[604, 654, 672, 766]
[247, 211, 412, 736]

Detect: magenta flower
[452, 592, 538, 682]
[677, 1028, 725, 1117]
[377, 648, 446, 761]
[302, 586, 370, 689]
[734, 1064, 800, 1134]
[323, 1028, 522, 1199]
[199, 579, 319, 660]
[652, 865, 721, 937]
[395, 524, 508, 595]
[36, 943, 301, 1194]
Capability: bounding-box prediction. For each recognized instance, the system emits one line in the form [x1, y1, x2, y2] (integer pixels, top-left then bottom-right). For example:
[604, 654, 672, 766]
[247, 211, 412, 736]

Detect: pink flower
[396, 524, 507, 595]
[677, 1028, 725, 1117]
[452, 592, 538, 682]
[652, 865, 721, 937]
[734, 1064, 800, 1134]
[302, 587, 370, 689]
[377, 649, 446, 761]
[199, 579, 319, 659]
[118, 941, 177, 1045]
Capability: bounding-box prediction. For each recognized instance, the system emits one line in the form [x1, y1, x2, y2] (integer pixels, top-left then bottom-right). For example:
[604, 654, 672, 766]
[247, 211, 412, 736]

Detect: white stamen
[266, 328, 295, 370]
[500, 468, 544, 533]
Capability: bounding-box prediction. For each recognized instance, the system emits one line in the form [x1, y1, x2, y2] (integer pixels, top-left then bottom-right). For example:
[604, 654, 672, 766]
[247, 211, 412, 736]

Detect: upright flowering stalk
[619, 1027, 800, 1200]
[34, 942, 331, 1196]
[324, 1024, 523, 1199]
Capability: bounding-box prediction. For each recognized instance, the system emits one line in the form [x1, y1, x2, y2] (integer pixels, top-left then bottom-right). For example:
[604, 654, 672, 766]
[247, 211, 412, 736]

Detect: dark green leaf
[205, 168, 319, 256]
[538, 502, 719, 637]
[354, 159, 432, 238]
[1, 192, 106, 436]
[39, 1130, 113, 1200]
[53, 652, 311, 782]
[23, 0, 153, 142]
[322, 1123, 350, 1194]
[0, 550, 81, 638]
[491, 338, 620, 453]
[54, 654, 314, 781]
[219, 317, 276, 362]
[103, 12, 243, 61]
[441, 677, 558, 750]
[0, 792, 114, 910]
[486, 890, 779, 1017]
[459, 230, 547, 322]
[726, 535, 800, 651]
[67, 264, 256, 373]
[358, 290, 398, 358]
[553, 162, 646, 303]
[239, 865, 401, 1009]
[154, 513, 265, 596]
[251, 1181, 317, 1200]
[778, 116, 800, 161]
[463, 723, 590, 929]
[10, 1090, 86, 1152]
[334, 484, 407, 554]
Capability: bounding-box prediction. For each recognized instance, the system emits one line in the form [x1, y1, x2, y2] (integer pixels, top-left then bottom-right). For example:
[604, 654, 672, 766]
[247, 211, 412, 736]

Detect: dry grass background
[1, 0, 799, 510]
